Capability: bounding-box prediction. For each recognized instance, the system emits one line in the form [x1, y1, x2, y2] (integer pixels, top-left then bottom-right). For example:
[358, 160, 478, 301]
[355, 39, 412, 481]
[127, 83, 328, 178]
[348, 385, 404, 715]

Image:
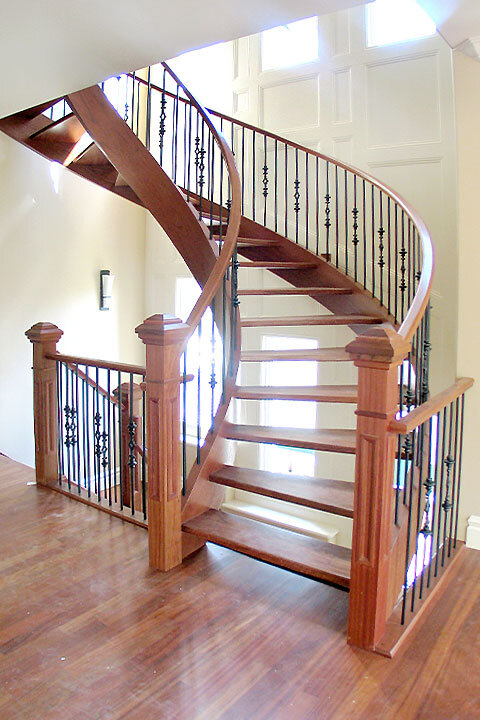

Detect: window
[175, 277, 223, 442]
[367, 0, 436, 48]
[260, 335, 317, 476]
[261, 17, 318, 72]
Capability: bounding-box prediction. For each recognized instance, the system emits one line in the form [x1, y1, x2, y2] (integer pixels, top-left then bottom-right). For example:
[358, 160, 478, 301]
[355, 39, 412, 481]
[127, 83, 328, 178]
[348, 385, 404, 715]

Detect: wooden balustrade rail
[389, 378, 474, 434]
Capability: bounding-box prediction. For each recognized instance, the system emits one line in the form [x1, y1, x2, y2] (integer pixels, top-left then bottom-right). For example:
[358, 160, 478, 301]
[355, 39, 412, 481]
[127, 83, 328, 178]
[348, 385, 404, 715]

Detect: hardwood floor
[1, 455, 479, 720]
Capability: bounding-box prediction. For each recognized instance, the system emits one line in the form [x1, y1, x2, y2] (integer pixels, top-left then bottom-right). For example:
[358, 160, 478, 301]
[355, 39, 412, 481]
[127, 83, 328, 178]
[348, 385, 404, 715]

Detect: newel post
[25, 322, 64, 487]
[135, 314, 189, 571]
[346, 326, 411, 650]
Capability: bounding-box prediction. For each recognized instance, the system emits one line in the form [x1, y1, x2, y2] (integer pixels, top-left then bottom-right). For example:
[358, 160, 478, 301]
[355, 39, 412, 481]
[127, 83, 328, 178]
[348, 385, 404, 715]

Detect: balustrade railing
[389, 378, 473, 630]
[52, 354, 148, 523]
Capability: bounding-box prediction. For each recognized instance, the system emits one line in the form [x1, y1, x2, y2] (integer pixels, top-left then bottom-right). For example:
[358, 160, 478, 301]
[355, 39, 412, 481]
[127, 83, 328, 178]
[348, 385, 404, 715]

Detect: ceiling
[0, 0, 371, 118]
[416, 0, 480, 53]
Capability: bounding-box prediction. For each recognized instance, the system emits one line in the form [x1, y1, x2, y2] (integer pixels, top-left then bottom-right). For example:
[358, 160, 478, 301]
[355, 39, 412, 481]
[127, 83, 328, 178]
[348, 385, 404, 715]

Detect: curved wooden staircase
[6, 65, 473, 656]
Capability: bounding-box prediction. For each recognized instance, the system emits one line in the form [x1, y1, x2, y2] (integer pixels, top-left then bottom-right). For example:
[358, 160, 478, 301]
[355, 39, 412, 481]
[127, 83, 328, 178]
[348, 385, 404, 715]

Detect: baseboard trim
[466, 516, 480, 550]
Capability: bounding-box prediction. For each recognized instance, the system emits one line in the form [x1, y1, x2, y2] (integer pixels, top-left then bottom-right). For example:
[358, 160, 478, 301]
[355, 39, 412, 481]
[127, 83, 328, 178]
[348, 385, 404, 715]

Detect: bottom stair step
[182, 509, 351, 587]
[210, 465, 354, 518]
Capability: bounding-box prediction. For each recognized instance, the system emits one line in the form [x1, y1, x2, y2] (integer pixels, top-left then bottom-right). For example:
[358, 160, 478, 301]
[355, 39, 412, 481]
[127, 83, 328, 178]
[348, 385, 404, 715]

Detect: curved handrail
[133, 71, 433, 345]
[201, 108, 434, 345]
[159, 63, 242, 337]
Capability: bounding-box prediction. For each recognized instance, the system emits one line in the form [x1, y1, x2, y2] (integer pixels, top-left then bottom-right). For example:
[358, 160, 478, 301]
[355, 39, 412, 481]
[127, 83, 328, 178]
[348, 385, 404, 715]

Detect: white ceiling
[417, 0, 480, 50]
[0, 0, 371, 118]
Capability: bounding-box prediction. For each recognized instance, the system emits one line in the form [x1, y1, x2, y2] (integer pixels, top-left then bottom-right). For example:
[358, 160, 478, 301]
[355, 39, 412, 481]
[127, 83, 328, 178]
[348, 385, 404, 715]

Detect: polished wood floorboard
[1, 455, 479, 720]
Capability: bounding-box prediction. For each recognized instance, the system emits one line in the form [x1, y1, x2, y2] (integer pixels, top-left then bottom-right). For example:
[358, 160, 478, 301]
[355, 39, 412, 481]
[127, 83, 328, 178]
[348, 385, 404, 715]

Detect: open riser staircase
[2, 63, 473, 656]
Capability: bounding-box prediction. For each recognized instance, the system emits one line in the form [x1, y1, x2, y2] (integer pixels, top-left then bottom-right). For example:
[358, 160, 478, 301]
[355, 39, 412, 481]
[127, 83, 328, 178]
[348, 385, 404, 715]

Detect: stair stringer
[66, 86, 219, 288]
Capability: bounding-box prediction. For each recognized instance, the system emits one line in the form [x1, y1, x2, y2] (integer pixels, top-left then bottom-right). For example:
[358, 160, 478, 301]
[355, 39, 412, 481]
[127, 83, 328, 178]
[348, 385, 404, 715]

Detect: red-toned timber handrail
[133, 69, 432, 343]
[159, 64, 242, 340]
[389, 377, 474, 435]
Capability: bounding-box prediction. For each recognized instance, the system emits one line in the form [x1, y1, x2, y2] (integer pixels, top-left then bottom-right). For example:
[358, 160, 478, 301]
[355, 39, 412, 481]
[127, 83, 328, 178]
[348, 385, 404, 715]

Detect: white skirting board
[466, 516, 480, 550]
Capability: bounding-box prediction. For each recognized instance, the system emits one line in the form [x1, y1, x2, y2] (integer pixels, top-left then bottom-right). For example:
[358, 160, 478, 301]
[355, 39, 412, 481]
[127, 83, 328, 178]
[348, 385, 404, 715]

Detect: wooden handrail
[46, 351, 146, 376]
[65, 361, 122, 408]
[389, 377, 473, 435]
[159, 64, 242, 339]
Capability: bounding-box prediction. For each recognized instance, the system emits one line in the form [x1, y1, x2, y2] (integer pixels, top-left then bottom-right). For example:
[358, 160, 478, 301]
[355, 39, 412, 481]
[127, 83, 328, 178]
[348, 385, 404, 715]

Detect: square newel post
[135, 314, 190, 571]
[25, 322, 64, 487]
[346, 326, 411, 651]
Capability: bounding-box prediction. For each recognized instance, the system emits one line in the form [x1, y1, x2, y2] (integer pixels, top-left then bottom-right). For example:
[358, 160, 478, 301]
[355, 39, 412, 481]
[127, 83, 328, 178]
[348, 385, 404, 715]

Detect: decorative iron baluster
[421, 304, 431, 404]
[325, 161, 331, 259]
[230, 247, 239, 376]
[399, 212, 407, 320]
[93, 411, 108, 472]
[263, 134, 268, 226]
[352, 175, 359, 282]
[195, 132, 206, 215]
[158, 76, 167, 164]
[378, 193, 385, 305]
[64, 405, 77, 449]
[127, 420, 137, 470]
[210, 299, 217, 433]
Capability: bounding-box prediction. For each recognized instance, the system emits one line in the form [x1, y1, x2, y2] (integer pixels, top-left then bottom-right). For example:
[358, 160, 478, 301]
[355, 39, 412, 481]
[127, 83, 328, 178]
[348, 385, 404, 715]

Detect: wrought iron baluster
[294, 148, 300, 244]
[145, 66, 152, 152]
[362, 180, 367, 289]
[325, 161, 331, 260]
[57, 361, 64, 484]
[315, 157, 320, 256]
[441, 404, 455, 566]
[263, 134, 268, 227]
[427, 411, 441, 589]
[274, 139, 278, 233]
[378, 191, 385, 306]
[434, 408, 447, 577]
[75, 364, 81, 493]
[284, 143, 288, 238]
[305, 153, 309, 250]
[344, 169, 348, 275]
[252, 129, 256, 222]
[401, 430, 416, 624]
[399, 211, 407, 322]
[352, 175, 359, 282]
[335, 165, 339, 267]
[131, 72, 136, 132]
[141, 385, 147, 518]
[158, 69, 167, 165]
[118, 370, 123, 510]
[128, 374, 136, 515]
[197, 322, 202, 462]
[210, 299, 217, 433]
[453, 395, 465, 548]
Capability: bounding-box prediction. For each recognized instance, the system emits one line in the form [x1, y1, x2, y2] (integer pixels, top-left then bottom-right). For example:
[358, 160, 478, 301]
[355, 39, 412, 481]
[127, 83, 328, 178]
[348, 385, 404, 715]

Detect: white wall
[453, 51, 480, 541]
[0, 134, 146, 466]
[232, 5, 458, 393]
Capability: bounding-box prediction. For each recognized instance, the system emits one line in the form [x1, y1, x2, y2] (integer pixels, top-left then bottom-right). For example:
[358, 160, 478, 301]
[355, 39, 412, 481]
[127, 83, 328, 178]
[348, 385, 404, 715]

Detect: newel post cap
[346, 325, 411, 366]
[25, 322, 63, 344]
[135, 314, 190, 347]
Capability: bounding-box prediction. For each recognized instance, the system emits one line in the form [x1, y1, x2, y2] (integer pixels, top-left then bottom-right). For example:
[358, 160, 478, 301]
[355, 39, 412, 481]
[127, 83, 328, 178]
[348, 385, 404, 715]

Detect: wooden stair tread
[70, 162, 119, 187]
[241, 314, 381, 327]
[210, 465, 354, 518]
[74, 141, 108, 165]
[213, 236, 278, 247]
[222, 422, 356, 454]
[241, 348, 351, 362]
[233, 384, 358, 402]
[237, 261, 317, 269]
[27, 114, 86, 163]
[238, 287, 352, 296]
[182, 509, 351, 586]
